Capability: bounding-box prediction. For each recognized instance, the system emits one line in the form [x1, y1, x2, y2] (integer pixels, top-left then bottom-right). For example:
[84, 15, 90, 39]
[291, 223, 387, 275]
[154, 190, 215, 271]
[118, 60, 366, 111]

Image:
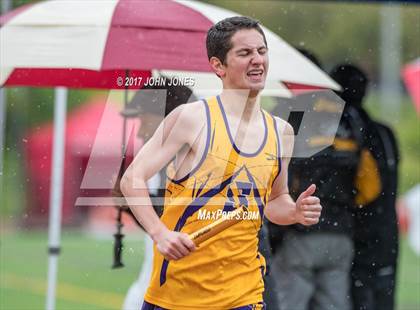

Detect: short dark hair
[206, 16, 267, 65]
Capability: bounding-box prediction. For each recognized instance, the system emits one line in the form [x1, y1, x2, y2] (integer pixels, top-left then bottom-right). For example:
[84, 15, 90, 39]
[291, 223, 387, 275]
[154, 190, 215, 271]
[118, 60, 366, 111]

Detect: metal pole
[0, 88, 5, 199]
[380, 4, 402, 120]
[0, 0, 11, 213]
[111, 70, 130, 268]
[45, 87, 67, 310]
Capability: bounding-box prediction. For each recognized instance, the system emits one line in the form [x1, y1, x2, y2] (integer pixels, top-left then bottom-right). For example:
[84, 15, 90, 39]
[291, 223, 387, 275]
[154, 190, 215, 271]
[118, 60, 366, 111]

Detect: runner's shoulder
[164, 100, 207, 134]
[176, 100, 206, 124]
[272, 115, 294, 136]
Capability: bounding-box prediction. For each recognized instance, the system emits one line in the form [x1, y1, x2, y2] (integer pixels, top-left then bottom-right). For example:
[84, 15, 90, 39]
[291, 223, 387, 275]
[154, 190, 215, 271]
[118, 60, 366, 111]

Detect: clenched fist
[154, 229, 196, 261]
[295, 184, 322, 226]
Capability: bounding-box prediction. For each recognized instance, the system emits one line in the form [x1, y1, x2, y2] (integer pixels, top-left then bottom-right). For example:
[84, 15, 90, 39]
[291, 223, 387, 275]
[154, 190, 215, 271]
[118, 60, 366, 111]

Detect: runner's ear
[209, 56, 226, 78]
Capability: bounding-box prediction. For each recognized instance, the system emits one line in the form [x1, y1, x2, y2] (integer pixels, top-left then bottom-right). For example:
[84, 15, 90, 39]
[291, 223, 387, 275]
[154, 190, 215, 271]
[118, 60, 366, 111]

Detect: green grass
[0, 230, 145, 310]
[1, 147, 26, 217]
[0, 230, 419, 310]
[397, 238, 420, 310]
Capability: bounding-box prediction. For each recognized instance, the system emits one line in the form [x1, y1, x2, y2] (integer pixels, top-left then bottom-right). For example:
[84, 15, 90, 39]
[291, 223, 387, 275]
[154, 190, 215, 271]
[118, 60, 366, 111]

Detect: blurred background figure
[259, 218, 280, 309]
[331, 64, 400, 309]
[330, 64, 400, 310]
[116, 79, 196, 310]
[270, 53, 381, 310]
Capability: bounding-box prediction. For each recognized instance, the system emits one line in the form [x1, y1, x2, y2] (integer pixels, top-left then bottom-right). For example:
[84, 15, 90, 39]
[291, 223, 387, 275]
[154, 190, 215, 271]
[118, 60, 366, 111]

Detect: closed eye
[236, 46, 267, 57]
[237, 50, 251, 57]
[258, 47, 268, 55]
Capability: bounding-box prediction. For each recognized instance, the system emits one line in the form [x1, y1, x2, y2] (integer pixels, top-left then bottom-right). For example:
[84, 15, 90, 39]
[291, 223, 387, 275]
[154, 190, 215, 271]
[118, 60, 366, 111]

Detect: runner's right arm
[121, 103, 202, 260]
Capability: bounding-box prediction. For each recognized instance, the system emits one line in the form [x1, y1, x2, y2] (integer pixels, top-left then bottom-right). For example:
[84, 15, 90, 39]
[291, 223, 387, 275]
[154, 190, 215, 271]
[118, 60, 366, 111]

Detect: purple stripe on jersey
[232, 302, 266, 310]
[141, 301, 166, 310]
[270, 115, 282, 183]
[169, 99, 211, 184]
[244, 167, 265, 221]
[216, 95, 268, 157]
[159, 168, 244, 285]
[142, 301, 266, 310]
[159, 165, 266, 285]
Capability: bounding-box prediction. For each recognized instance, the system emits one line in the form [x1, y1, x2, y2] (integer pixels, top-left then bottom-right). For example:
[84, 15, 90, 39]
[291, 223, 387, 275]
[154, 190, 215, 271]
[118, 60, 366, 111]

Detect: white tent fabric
[0, 1, 117, 83]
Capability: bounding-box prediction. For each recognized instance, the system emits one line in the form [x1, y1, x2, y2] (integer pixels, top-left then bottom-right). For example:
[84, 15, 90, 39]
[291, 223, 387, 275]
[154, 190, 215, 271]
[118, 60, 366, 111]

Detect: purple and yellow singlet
[144, 96, 281, 309]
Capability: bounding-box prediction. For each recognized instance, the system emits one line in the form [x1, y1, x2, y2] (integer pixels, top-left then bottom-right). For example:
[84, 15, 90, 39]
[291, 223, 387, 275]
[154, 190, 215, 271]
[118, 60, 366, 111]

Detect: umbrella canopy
[402, 58, 420, 115]
[0, 0, 339, 95]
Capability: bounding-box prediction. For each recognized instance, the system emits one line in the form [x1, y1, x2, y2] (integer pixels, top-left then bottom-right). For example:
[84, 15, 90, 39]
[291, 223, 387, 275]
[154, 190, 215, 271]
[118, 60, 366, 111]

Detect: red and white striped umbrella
[0, 0, 339, 96]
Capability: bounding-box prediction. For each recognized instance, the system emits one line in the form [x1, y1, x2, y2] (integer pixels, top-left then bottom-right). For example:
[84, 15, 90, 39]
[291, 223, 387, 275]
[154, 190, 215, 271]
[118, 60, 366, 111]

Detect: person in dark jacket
[270, 61, 385, 310]
[330, 65, 400, 310]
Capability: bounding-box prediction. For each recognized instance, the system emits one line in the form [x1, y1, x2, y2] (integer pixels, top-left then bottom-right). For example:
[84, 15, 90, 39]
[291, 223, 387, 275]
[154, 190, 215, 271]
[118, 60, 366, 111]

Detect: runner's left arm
[265, 119, 322, 226]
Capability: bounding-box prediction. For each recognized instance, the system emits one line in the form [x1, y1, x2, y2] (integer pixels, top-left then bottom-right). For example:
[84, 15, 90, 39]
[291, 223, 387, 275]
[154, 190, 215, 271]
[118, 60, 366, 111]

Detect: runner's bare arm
[265, 118, 322, 226]
[120, 102, 205, 260]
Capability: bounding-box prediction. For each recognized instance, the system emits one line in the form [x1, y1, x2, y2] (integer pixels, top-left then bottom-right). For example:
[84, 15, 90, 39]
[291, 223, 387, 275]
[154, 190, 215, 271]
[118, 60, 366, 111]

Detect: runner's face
[223, 29, 268, 92]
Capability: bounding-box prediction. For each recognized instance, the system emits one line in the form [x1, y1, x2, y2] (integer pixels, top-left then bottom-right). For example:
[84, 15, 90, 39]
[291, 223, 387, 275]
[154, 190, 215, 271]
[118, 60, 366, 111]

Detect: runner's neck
[219, 90, 261, 121]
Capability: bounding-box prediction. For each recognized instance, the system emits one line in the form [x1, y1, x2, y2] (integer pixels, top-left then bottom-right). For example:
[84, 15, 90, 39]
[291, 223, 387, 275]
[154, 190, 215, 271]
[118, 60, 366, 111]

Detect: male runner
[121, 16, 322, 309]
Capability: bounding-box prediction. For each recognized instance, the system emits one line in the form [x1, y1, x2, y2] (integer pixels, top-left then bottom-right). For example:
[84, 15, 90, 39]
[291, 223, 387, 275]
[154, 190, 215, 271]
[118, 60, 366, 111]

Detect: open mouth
[247, 69, 264, 80]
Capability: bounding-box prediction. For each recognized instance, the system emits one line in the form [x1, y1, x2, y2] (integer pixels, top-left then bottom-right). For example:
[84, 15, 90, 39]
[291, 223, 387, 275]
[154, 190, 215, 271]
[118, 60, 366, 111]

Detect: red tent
[24, 96, 140, 226]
